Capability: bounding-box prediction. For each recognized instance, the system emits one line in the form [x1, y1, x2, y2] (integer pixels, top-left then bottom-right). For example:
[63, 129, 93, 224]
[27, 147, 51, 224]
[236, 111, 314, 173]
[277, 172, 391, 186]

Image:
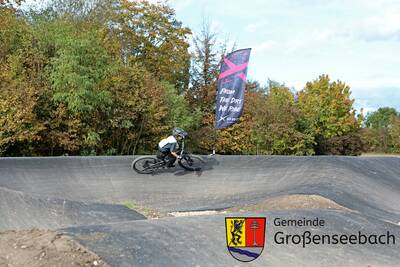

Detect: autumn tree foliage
[362, 108, 400, 154]
[248, 81, 314, 155]
[0, 1, 192, 155]
[0, 6, 45, 155]
[297, 75, 363, 155]
[0, 1, 394, 156]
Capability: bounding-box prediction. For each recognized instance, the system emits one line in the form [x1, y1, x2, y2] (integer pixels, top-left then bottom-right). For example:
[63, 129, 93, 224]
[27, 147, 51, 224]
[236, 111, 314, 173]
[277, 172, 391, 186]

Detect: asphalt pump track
[0, 156, 399, 266]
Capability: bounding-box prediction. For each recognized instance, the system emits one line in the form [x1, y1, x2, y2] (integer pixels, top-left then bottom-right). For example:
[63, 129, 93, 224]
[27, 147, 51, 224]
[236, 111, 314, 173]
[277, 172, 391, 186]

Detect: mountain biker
[158, 127, 188, 167]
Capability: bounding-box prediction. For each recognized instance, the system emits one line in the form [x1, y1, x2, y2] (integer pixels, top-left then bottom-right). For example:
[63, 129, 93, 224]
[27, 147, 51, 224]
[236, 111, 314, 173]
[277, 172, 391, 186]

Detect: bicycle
[131, 140, 205, 174]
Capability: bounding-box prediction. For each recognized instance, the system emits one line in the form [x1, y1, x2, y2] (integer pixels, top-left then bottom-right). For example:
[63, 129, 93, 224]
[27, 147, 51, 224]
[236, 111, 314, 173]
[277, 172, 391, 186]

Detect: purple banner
[216, 48, 251, 129]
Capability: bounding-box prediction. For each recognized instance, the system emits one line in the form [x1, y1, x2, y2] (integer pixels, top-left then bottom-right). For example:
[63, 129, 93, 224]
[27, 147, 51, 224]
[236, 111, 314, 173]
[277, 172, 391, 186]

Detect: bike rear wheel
[132, 156, 159, 174]
[178, 155, 205, 171]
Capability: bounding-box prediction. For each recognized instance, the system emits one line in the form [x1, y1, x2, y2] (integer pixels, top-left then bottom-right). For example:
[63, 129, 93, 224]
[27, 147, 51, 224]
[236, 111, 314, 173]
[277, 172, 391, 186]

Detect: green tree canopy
[298, 74, 360, 139]
[0, 2, 394, 156]
[297, 74, 362, 154]
[364, 107, 399, 129]
[249, 81, 314, 155]
[361, 107, 400, 154]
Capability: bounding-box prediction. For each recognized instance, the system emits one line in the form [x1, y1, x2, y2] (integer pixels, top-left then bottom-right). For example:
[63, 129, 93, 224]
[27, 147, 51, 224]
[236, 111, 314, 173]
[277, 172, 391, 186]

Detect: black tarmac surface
[0, 155, 399, 266]
[64, 210, 400, 267]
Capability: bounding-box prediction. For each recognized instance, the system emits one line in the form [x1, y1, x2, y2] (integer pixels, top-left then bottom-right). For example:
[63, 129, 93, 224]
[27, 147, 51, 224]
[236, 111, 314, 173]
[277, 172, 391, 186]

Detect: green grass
[120, 200, 171, 219]
[121, 200, 139, 210]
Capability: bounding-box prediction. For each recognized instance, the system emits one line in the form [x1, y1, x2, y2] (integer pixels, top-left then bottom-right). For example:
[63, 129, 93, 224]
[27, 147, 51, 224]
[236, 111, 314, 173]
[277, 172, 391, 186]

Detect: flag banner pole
[212, 128, 217, 155]
[215, 48, 251, 129]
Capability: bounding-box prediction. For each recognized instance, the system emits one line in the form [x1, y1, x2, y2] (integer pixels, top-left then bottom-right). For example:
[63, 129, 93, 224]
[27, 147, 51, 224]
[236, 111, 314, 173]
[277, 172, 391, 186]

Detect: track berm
[1, 156, 399, 266]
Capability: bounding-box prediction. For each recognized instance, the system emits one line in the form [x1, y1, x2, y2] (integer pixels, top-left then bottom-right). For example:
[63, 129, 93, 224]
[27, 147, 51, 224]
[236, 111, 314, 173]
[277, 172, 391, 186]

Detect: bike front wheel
[178, 155, 205, 171]
[132, 156, 159, 174]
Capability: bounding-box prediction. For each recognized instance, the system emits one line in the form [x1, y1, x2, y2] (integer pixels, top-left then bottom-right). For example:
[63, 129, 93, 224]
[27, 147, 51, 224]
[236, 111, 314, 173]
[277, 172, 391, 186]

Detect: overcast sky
[168, 0, 400, 114]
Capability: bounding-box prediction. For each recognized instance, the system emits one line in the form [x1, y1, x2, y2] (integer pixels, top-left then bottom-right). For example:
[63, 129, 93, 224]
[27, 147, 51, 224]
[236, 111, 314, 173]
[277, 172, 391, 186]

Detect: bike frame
[145, 140, 186, 170]
[133, 139, 196, 174]
[179, 140, 185, 157]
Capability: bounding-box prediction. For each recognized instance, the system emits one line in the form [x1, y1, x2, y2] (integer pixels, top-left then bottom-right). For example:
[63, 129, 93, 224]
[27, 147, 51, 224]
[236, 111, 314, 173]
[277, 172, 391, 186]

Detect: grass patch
[121, 200, 138, 210]
[120, 200, 171, 219]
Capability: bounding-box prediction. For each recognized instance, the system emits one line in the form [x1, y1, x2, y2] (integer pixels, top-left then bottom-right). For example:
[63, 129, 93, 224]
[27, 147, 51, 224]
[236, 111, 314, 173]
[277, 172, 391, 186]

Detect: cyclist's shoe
[167, 163, 175, 168]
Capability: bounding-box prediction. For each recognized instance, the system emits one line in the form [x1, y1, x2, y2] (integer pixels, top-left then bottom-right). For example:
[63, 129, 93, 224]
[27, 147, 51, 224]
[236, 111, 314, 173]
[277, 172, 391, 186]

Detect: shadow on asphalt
[149, 155, 220, 177]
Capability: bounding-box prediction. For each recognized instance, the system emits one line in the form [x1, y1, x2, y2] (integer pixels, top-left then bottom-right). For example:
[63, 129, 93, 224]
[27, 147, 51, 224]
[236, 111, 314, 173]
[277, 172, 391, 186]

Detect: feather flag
[216, 48, 251, 128]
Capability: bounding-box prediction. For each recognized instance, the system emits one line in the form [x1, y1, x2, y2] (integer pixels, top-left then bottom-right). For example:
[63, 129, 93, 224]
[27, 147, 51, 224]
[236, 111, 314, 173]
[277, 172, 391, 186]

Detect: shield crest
[225, 217, 266, 262]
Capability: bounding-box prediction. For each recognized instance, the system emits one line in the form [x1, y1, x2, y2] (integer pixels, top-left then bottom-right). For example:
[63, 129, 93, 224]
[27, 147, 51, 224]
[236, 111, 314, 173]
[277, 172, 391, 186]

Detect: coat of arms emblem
[225, 217, 266, 262]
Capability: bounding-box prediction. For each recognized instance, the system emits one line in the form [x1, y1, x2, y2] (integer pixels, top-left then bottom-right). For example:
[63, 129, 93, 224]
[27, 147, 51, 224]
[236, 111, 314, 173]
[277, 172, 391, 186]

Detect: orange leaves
[0, 66, 45, 154]
[112, 0, 191, 91]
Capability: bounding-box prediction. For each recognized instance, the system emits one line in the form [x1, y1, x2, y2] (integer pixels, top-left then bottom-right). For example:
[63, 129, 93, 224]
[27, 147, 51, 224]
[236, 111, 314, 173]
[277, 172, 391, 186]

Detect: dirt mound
[226, 194, 353, 212]
[0, 229, 108, 267]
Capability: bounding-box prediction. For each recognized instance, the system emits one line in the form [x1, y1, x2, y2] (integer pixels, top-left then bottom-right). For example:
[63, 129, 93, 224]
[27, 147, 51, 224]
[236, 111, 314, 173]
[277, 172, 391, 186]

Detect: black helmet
[172, 127, 187, 139]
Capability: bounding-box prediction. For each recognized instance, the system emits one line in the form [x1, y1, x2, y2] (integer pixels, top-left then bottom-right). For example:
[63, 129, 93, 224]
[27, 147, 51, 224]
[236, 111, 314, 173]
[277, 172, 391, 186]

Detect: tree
[163, 81, 201, 131]
[0, 56, 45, 155]
[0, 6, 48, 155]
[249, 81, 314, 155]
[1, 1, 192, 156]
[388, 115, 400, 153]
[0, 6, 30, 62]
[111, 0, 191, 92]
[105, 63, 169, 155]
[49, 24, 114, 114]
[364, 107, 398, 129]
[189, 20, 234, 111]
[45, 0, 102, 20]
[298, 74, 361, 154]
[362, 107, 400, 153]
[191, 21, 220, 89]
[31, 18, 115, 155]
[41, 0, 192, 91]
[0, 0, 24, 8]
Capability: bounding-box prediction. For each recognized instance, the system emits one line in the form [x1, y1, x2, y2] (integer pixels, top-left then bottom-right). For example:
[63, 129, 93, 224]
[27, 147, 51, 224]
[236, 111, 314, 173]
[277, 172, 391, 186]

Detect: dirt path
[226, 194, 353, 212]
[0, 229, 108, 267]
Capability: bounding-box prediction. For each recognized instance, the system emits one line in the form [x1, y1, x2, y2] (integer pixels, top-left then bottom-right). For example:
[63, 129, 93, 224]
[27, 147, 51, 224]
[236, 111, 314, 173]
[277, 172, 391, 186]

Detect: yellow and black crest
[225, 217, 266, 262]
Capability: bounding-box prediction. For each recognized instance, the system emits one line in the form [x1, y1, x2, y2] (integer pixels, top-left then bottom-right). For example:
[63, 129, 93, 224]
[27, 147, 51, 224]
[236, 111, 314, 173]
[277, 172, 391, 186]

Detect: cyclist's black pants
[157, 151, 176, 167]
